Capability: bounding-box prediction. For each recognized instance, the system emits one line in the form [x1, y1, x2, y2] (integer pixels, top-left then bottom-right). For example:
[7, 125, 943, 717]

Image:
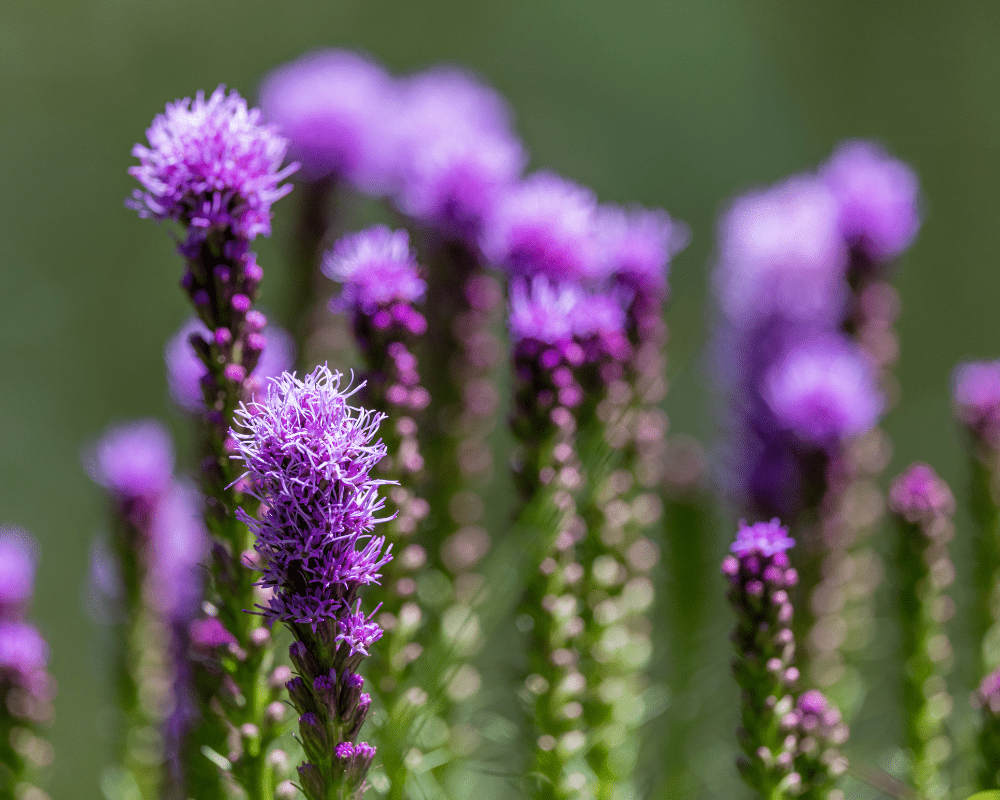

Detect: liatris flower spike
[888, 463, 956, 800]
[324, 227, 431, 799]
[231, 365, 393, 800]
[130, 86, 296, 800]
[0, 527, 54, 800]
[723, 519, 803, 798]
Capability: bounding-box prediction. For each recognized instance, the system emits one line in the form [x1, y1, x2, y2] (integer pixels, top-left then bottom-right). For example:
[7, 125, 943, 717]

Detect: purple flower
[335, 602, 384, 657]
[0, 622, 48, 690]
[508, 277, 625, 346]
[166, 316, 296, 412]
[889, 463, 956, 525]
[391, 67, 527, 240]
[0, 528, 37, 620]
[820, 139, 921, 264]
[596, 204, 690, 292]
[259, 50, 398, 191]
[979, 667, 1000, 715]
[231, 365, 393, 627]
[714, 176, 847, 331]
[730, 518, 795, 557]
[764, 335, 882, 449]
[953, 359, 1000, 438]
[481, 171, 601, 281]
[84, 419, 174, 505]
[129, 86, 296, 241]
[323, 226, 426, 311]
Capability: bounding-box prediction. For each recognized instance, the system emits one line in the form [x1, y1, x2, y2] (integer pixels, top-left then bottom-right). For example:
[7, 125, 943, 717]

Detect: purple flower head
[167, 317, 296, 411]
[481, 171, 601, 281]
[0, 622, 48, 690]
[797, 689, 829, 717]
[85, 419, 174, 505]
[731, 518, 794, 557]
[231, 365, 393, 627]
[259, 50, 398, 191]
[148, 481, 208, 621]
[391, 67, 527, 240]
[129, 86, 296, 241]
[715, 176, 847, 331]
[764, 335, 882, 449]
[0, 528, 37, 620]
[889, 463, 956, 525]
[335, 601, 384, 656]
[952, 359, 1000, 439]
[508, 277, 626, 347]
[596, 203, 690, 292]
[820, 139, 921, 263]
[323, 227, 426, 312]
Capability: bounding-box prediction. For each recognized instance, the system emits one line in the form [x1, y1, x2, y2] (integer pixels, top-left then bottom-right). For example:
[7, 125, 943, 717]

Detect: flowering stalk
[231, 365, 394, 800]
[508, 279, 602, 800]
[722, 519, 848, 799]
[976, 669, 1000, 790]
[84, 420, 177, 800]
[0, 529, 54, 800]
[129, 85, 296, 800]
[953, 359, 1000, 675]
[323, 227, 432, 800]
[888, 464, 956, 800]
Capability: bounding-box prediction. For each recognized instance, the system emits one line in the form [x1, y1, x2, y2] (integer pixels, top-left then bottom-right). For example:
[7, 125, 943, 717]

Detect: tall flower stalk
[722, 519, 848, 800]
[0, 528, 54, 800]
[129, 85, 296, 800]
[231, 365, 394, 800]
[887, 463, 956, 800]
[323, 227, 431, 800]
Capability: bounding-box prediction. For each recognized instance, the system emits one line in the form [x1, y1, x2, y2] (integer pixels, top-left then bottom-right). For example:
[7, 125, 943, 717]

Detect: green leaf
[963, 793, 1000, 800]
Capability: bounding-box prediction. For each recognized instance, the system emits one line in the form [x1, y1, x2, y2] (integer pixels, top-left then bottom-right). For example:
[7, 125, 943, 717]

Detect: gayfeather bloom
[129, 85, 296, 241]
[820, 139, 922, 266]
[391, 66, 527, 241]
[0, 528, 37, 620]
[953, 359, 1000, 444]
[482, 171, 601, 281]
[232, 365, 393, 627]
[764, 335, 882, 450]
[596, 203, 689, 294]
[259, 49, 398, 192]
[323, 226, 426, 313]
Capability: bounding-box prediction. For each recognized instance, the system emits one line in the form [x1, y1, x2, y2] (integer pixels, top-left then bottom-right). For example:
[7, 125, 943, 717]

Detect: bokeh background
[2, 1, 999, 797]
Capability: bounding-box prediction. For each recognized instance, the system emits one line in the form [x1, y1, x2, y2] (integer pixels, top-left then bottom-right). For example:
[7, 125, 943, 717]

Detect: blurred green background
[2, 1, 999, 797]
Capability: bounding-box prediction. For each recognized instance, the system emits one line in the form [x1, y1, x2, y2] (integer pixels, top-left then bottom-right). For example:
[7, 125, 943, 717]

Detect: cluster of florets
[596, 203, 689, 295]
[231, 365, 393, 627]
[129, 86, 297, 241]
[711, 141, 919, 518]
[953, 359, 1000, 446]
[889, 462, 957, 526]
[323, 226, 426, 314]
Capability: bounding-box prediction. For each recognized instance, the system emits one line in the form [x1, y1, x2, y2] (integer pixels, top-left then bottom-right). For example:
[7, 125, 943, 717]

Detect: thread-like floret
[731, 519, 795, 557]
[323, 226, 426, 311]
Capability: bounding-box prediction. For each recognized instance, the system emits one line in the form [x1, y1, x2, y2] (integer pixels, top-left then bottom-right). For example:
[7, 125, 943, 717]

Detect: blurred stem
[970, 449, 1000, 675]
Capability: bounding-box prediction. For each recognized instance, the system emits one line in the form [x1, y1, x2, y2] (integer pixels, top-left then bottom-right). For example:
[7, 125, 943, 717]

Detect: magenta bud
[214, 327, 233, 347]
[245, 310, 267, 331]
[231, 294, 251, 314]
[224, 363, 247, 383]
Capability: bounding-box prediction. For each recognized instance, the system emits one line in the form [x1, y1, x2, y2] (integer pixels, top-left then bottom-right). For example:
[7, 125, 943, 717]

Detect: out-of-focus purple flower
[149, 481, 208, 621]
[259, 50, 398, 192]
[889, 463, 956, 525]
[953, 360, 1000, 440]
[0, 528, 37, 620]
[596, 204, 690, 292]
[764, 336, 882, 449]
[0, 622, 48, 690]
[129, 86, 296, 241]
[232, 365, 393, 627]
[979, 667, 1000, 715]
[481, 171, 600, 281]
[508, 276, 625, 346]
[820, 139, 921, 264]
[167, 317, 296, 412]
[323, 226, 426, 311]
[729, 518, 795, 557]
[85, 419, 175, 506]
[391, 67, 527, 241]
[715, 176, 847, 331]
